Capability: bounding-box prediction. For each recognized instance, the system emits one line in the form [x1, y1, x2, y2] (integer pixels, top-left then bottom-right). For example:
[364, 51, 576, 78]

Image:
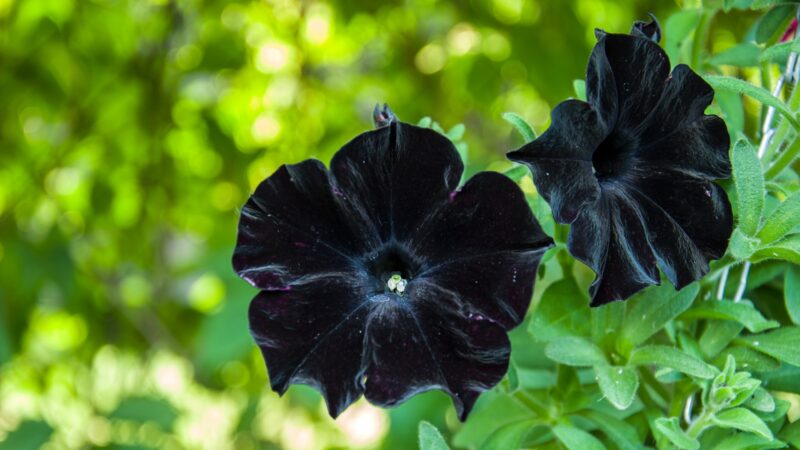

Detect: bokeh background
[0, 0, 760, 449]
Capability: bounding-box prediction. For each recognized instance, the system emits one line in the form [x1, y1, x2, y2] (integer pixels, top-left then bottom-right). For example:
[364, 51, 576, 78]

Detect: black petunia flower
[233, 108, 553, 420]
[508, 19, 733, 306]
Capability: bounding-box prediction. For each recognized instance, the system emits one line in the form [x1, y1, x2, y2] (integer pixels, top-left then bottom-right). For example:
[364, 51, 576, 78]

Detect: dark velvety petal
[329, 121, 463, 245]
[507, 100, 604, 223]
[636, 64, 731, 179]
[409, 171, 553, 266]
[233, 160, 370, 290]
[414, 249, 544, 331]
[249, 277, 371, 418]
[630, 168, 734, 260]
[630, 15, 661, 42]
[361, 287, 510, 421]
[586, 32, 670, 131]
[570, 189, 660, 306]
[628, 189, 710, 289]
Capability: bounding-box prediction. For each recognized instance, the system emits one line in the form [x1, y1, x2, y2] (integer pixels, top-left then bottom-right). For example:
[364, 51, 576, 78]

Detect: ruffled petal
[409, 171, 553, 266]
[507, 100, 605, 223]
[233, 160, 369, 290]
[630, 168, 733, 261]
[570, 189, 660, 306]
[361, 286, 511, 421]
[248, 276, 371, 417]
[329, 121, 464, 245]
[636, 65, 731, 179]
[586, 32, 670, 131]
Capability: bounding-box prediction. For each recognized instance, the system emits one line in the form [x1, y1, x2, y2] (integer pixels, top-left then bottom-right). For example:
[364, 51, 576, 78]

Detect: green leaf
[746, 387, 776, 413]
[664, 10, 702, 62]
[478, 420, 537, 450]
[755, 4, 795, 43]
[629, 345, 718, 379]
[0, 421, 53, 450]
[452, 391, 531, 448]
[618, 283, 699, 355]
[706, 77, 800, 131]
[760, 364, 800, 393]
[530, 278, 590, 342]
[681, 300, 780, 333]
[503, 165, 529, 182]
[716, 89, 746, 135]
[729, 228, 760, 259]
[706, 432, 786, 450]
[716, 346, 781, 372]
[700, 320, 745, 358]
[419, 421, 450, 450]
[545, 337, 606, 367]
[446, 123, 465, 140]
[582, 411, 643, 450]
[709, 42, 761, 67]
[758, 191, 800, 244]
[787, 265, 800, 325]
[751, 234, 800, 264]
[573, 79, 586, 101]
[594, 365, 639, 410]
[502, 112, 536, 143]
[654, 417, 700, 450]
[712, 408, 773, 440]
[551, 423, 606, 450]
[739, 326, 800, 365]
[417, 117, 433, 128]
[760, 40, 797, 64]
[731, 139, 766, 236]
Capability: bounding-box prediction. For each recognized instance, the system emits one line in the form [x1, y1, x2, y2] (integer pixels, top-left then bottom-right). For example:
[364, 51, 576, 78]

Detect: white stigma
[387, 274, 408, 294]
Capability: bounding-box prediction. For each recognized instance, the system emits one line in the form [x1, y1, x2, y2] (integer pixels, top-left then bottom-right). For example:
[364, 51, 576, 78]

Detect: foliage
[1, 0, 799, 449]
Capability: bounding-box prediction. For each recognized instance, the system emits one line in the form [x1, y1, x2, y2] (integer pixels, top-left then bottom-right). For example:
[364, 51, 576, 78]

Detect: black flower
[233, 113, 553, 420]
[508, 19, 733, 306]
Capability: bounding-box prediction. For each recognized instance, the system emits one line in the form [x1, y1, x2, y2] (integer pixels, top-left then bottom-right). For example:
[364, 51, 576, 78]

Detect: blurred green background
[0, 0, 758, 449]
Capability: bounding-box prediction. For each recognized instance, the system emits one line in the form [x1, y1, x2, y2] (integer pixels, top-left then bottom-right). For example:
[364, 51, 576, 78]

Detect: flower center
[365, 244, 420, 295]
[592, 133, 635, 182]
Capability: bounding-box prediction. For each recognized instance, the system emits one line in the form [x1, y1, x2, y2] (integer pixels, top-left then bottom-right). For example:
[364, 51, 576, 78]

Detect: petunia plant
[233, 2, 800, 449]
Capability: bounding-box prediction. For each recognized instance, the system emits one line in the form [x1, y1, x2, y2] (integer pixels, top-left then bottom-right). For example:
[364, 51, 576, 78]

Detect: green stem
[765, 132, 800, 179]
[763, 81, 800, 162]
[686, 408, 715, 439]
[691, 11, 712, 70]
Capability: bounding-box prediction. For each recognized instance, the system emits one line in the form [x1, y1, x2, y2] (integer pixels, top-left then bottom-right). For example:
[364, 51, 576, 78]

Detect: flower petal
[507, 100, 604, 223]
[571, 189, 660, 306]
[329, 121, 464, 244]
[631, 168, 733, 261]
[233, 160, 370, 290]
[637, 65, 731, 179]
[410, 171, 553, 265]
[361, 289, 510, 421]
[587, 32, 670, 131]
[248, 277, 371, 418]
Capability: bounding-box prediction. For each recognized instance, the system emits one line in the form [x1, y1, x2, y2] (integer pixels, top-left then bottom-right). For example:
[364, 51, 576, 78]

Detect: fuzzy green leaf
[478, 420, 537, 450]
[739, 326, 800, 365]
[709, 42, 761, 67]
[618, 283, 699, 355]
[654, 417, 699, 450]
[545, 337, 606, 367]
[594, 365, 638, 410]
[502, 112, 536, 143]
[419, 421, 450, 450]
[582, 411, 642, 450]
[573, 79, 586, 101]
[787, 266, 800, 325]
[731, 139, 766, 236]
[706, 77, 800, 131]
[530, 278, 590, 342]
[551, 423, 605, 450]
[758, 191, 800, 244]
[712, 408, 773, 440]
[629, 345, 718, 379]
[681, 300, 779, 333]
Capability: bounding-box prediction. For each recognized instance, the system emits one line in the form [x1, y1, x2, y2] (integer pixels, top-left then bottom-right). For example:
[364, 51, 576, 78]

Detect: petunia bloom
[233, 108, 553, 420]
[508, 19, 733, 306]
